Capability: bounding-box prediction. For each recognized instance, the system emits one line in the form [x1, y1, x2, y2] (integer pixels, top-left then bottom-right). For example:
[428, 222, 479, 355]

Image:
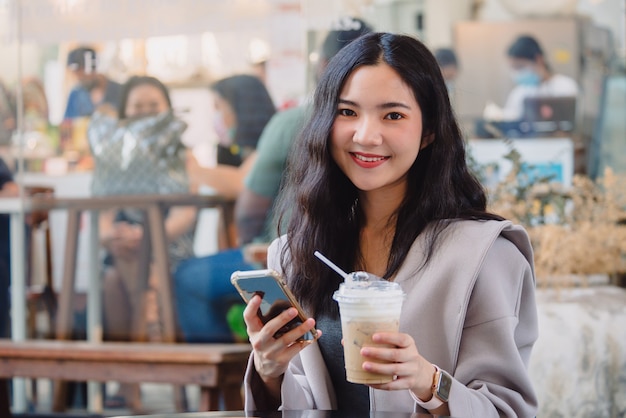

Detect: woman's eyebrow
[338, 98, 357, 106]
[337, 98, 411, 110]
[380, 102, 411, 110]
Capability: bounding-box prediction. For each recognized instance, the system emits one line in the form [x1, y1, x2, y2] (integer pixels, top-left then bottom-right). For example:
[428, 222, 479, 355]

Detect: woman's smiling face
[125, 84, 169, 118]
[330, 62, 429, 195]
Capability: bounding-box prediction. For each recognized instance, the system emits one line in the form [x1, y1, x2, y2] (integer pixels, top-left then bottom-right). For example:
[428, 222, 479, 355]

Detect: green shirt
[244, 105, 308, 241]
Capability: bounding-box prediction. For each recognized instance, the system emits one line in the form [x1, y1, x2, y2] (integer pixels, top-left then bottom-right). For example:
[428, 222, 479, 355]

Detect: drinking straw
[314, 251, 351, 281]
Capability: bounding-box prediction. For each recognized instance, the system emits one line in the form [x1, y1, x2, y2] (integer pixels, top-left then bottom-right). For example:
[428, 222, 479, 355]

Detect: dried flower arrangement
[479, 142, 626, 287]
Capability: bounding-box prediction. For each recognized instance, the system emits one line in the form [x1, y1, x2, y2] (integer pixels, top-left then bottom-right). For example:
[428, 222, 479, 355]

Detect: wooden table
[0, 193, 235, 412]
[110, 411, 442, 418]
[0, 339, 251, 414]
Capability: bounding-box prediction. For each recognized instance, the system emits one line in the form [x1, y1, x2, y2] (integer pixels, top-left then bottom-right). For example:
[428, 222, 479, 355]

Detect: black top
[316, 312, 369, 412]
[0, 157, 13, 337]
[0, 157, 13, 263]
[0, 157, 12, 188]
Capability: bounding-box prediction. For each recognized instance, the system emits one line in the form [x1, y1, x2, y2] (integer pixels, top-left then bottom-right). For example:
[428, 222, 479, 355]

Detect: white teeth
[354, 154, 385, 163]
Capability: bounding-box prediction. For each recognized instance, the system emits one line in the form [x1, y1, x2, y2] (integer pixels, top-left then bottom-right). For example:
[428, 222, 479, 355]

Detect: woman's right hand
[243, 295, 319, 387]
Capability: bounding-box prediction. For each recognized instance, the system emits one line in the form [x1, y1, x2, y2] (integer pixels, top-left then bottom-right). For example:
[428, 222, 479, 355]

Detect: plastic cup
[332, 275, 405, 384]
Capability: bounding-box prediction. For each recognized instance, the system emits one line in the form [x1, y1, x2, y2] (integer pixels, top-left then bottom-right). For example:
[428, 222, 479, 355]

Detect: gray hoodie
[245, 219, 538, 417]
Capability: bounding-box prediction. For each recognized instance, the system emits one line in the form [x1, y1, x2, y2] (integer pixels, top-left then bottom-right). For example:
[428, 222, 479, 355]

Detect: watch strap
[408, 364, 445, 410]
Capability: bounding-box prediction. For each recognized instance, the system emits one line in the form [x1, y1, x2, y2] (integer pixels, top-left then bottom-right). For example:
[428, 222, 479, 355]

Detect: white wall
[0, 43, 44, 85]
[424, 0, 473, 49]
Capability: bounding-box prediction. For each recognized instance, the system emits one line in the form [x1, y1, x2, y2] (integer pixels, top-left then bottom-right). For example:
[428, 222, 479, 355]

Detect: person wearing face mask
[185, 75, 276, 199]
[499, 35, 578, 121]
[87, 75, 197, 408]
[212, 75, 275, 167]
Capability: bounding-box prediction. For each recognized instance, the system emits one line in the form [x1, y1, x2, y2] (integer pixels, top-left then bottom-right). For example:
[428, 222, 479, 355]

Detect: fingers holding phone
[233, 269, 321, 380]
[243, 293, 319, 381]
[244, 294, 318, 345]
[231, 269, 319, 342]
[242, 293, 265, 333]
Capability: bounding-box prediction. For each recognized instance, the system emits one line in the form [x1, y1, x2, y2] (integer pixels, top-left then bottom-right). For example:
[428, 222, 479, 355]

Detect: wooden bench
[0, 339, 251, 414]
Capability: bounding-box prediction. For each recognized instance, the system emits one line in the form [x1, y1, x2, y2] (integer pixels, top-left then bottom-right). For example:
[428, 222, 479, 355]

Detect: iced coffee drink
[333, 275, 405, 384]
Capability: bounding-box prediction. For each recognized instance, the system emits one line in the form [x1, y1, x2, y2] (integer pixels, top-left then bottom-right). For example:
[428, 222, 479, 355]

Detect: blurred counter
[467, 137, 575, 188]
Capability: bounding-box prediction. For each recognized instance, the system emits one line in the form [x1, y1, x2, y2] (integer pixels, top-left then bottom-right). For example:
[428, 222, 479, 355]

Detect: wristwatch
[410, 364, 452, 410]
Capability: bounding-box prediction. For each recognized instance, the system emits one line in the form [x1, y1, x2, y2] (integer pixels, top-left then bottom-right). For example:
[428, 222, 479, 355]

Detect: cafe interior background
[1, 0, 625, 416]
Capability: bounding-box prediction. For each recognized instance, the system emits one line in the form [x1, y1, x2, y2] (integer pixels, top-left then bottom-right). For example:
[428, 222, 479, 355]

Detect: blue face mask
[213, 111, 236, 146]
[513, 68, 541, 87]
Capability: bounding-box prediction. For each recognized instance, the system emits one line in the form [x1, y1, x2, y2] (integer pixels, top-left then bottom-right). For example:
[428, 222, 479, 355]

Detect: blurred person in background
[434, 48, 459, 97]
[212, 74, 275, 167]
[486, 35, 578, 121]
[64, 46, 123, 120]
[22, 77, 49, 124]
[0, 80, 16, 145]
[88, 75, 196, 408]
[174, 74, 275, 343]
[174, 17, 373, 344]
[0, 156, 18, 339]
[185, 74, 275, 199]
[22, 77, 52, 156]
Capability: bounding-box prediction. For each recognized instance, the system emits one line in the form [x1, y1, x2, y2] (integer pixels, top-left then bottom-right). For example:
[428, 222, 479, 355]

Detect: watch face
[437, 371, 452, 402]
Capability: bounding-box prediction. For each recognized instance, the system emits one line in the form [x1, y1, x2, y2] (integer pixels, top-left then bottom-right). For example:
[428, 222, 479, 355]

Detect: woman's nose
[352, 116, 383, 146]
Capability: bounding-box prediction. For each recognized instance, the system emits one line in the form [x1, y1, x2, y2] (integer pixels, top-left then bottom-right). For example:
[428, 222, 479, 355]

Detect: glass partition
[2, 1, 443, 412]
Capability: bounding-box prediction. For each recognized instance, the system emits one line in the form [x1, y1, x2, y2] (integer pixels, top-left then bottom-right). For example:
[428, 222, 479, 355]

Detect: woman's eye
[386, 112, 403, 120]
[338, 108, 356, 117]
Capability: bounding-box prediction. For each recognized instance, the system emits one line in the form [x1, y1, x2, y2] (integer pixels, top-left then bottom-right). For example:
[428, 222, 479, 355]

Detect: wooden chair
[22, 186, 58, 407]
[24, 186, 57, 340]
[217, 200, 237, 250]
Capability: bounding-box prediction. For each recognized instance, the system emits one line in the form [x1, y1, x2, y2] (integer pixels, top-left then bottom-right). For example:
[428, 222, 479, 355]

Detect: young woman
[242, 32, 538, 417]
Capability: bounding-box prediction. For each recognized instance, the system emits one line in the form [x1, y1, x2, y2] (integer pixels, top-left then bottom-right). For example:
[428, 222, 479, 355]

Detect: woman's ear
[420, 133, 435, 150]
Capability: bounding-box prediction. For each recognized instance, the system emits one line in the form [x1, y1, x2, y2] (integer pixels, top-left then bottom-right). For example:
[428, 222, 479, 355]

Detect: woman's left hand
[361, 332, 435, 400]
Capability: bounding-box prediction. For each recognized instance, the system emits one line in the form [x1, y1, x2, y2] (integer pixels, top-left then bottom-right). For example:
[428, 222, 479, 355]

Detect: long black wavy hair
[275, 32, 502, 316]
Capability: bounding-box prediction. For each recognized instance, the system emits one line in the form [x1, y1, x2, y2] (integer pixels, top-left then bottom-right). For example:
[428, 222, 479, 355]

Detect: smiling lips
[350, 152, 389, 168]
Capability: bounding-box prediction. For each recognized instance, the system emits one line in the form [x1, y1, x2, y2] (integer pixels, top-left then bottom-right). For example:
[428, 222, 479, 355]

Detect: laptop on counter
[522, 96, 577, 134]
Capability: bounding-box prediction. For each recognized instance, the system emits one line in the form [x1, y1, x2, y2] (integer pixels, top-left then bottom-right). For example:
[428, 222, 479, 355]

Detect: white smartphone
[230, 269, 318, 341]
